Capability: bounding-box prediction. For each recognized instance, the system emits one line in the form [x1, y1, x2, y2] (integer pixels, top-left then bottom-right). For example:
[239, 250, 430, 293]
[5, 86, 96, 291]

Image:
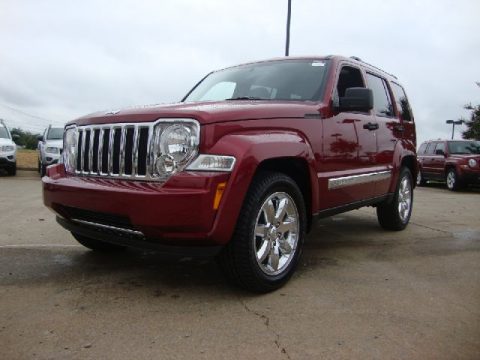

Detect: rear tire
[72, 232, 126, 252]
[416, 169, 426, 186]
[377, 167, 413, 231]
[217, 171, 306, 293]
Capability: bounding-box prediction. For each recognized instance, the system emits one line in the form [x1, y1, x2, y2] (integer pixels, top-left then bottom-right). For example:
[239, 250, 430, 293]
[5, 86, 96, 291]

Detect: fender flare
[205, 130, 318, 244]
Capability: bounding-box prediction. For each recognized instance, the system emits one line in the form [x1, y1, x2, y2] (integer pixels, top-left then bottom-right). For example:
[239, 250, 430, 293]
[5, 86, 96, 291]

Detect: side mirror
[339, 87, 373, 112]
[37, 135, 44, 141]
[12, 134, 20, 140]
[435, 149, 445, 156]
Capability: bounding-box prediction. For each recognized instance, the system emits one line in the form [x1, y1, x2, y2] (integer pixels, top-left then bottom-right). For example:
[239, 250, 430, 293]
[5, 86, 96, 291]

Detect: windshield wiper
[226, 96, 266, 100]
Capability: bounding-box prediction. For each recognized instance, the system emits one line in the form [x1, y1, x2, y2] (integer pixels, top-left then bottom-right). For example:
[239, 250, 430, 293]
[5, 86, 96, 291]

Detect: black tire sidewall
[228, 172, 307, 291]
[377, 166, 413, 231]
[395, 167, 413, 226]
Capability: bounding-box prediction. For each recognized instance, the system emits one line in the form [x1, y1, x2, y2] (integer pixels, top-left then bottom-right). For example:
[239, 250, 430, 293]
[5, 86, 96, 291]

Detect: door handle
[363, 122, 379, 131]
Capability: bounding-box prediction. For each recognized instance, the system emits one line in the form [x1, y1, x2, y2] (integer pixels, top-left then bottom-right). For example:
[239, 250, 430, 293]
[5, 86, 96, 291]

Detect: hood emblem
[105, 109, 120, 115]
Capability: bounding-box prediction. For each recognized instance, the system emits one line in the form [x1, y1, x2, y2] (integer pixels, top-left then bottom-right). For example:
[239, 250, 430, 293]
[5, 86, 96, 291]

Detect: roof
[212, 55, 398, 81]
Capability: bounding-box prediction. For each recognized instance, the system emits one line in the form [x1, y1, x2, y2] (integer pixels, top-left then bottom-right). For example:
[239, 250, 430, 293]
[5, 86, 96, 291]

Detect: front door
[318, 64, 377, 210]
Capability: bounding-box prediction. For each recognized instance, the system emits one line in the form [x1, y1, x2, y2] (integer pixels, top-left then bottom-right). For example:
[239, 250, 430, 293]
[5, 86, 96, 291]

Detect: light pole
[446, 119, 464, 140]
[285, 0, 292, 56]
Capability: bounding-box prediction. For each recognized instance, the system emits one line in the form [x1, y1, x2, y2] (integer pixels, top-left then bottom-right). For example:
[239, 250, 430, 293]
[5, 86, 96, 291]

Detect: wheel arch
[401, 155, 417, 187]
[255, 157, 313, 232]
[206, 131, 318, 243]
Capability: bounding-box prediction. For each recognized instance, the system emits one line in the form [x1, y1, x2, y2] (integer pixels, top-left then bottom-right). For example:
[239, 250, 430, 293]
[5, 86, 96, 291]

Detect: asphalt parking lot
[1, 170, 479, 360]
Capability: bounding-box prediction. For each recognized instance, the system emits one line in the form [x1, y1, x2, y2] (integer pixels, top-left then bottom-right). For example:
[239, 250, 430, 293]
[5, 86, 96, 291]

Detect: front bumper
[458, 167, 480, 185]
[43, 164, 231, 249]
[0, 155, 16, 168]
[41, 151, 61, 165]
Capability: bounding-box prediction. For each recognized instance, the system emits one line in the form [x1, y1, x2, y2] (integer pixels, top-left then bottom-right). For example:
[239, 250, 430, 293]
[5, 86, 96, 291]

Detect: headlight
[468, 159, 477, 168]
[45, 147, 60, 154]
[1, 145, 15, 152]
[63, 126, 78, 173]
[152, 120, 199, 178]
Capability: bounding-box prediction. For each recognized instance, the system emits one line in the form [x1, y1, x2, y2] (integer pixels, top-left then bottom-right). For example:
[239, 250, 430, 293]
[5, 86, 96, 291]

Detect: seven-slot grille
[76, 123, 152, 179]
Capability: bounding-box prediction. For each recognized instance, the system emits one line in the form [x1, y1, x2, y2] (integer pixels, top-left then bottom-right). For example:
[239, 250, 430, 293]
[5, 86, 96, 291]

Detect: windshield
[448, 141, 480, 154]
[183, 59, 329, 103]
[0, 126, 10, 139]
[47, 127, 64, 140]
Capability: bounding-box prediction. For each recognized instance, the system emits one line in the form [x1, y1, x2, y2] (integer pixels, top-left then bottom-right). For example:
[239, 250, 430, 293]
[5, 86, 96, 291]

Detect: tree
[461, 104, 480, 140]
[10, 128, 41, 150]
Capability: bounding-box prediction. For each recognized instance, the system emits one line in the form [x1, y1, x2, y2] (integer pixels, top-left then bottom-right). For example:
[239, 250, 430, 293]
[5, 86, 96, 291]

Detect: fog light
[155, 154, 177, 175]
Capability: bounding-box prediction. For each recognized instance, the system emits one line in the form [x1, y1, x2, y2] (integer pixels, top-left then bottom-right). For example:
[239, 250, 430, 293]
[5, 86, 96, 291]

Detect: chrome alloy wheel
[446, 171, 455, 189]
[254, 192, 299, 276]
[398, 175, 412, 222]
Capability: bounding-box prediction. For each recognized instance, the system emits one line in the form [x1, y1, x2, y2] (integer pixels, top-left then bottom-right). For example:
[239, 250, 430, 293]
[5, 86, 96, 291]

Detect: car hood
[45, 139, 63, 148]
[69, 100, 324, 126]
[0, 138, 15, 146]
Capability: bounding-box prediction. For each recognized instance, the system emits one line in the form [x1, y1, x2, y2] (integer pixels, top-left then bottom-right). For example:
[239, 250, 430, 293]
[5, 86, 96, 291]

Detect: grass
[17, 149, 38, 170]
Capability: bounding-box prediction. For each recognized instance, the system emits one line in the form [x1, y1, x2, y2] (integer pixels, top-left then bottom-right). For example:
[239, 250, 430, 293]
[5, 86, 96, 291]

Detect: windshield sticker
[312, 61, 325, 67]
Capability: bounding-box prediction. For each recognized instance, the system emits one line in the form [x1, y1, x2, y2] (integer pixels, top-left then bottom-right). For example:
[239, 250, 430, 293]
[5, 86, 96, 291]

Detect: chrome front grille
[75, 123, 153, 179]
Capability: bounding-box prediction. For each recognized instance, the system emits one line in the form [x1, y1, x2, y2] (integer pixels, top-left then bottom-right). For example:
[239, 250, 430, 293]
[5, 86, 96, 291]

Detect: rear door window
[425, 142, 437, 155]
[435, 142, 445, 154]
[366, 73, 394, 117]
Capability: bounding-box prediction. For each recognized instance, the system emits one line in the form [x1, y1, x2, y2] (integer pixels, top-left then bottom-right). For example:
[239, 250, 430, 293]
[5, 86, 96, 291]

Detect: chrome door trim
[328, 170, 391, 190]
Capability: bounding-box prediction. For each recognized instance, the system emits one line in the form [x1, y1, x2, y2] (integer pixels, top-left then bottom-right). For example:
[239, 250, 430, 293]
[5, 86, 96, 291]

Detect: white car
[0, 120, 17, 176]
[38, 126, 64, 176]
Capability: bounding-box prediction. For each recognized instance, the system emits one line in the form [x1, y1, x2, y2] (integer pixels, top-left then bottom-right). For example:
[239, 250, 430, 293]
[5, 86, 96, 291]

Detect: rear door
[365, 72, 399, 196]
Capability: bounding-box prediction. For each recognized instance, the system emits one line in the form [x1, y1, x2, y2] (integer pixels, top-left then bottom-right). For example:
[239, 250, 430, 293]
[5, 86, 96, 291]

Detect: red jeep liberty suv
[43, 56, 417, 292]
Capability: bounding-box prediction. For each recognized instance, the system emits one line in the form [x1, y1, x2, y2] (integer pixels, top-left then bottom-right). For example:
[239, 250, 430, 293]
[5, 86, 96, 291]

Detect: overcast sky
[1, 0, 479, 144]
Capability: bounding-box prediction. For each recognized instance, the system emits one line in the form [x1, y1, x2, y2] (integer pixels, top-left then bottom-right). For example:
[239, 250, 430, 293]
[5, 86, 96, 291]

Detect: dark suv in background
[417, 139, 480, 190]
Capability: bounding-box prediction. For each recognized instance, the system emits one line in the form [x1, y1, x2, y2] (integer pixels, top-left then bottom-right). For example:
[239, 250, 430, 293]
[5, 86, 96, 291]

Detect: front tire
[72, 233, 126, 252]
[40, 164, 46, 177]
[446, 168, 462, 191]
[7, 163, 16, 176]
[217, 171, 306, 293]
[377, 167, 413, 231]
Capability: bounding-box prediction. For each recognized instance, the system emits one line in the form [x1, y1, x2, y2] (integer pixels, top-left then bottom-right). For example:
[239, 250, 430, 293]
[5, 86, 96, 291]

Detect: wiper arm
[226, 96, 265, 100]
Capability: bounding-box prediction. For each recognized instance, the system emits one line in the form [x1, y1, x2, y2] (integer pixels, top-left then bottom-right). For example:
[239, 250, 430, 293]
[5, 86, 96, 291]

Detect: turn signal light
[213, 182, 227, 210]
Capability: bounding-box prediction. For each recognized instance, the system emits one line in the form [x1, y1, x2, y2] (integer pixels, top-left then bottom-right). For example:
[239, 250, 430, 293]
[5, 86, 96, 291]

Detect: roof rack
[350, 56, 398, 79]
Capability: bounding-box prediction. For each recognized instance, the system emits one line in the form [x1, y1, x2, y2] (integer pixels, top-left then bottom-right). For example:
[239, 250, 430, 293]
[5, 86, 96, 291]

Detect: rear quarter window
[391, 82, 413, 121]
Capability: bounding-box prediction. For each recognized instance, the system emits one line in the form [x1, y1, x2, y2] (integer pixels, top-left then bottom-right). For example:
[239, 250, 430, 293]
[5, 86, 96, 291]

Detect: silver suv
[0, 120, 17, 176]
[38, 125, 64, 176]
